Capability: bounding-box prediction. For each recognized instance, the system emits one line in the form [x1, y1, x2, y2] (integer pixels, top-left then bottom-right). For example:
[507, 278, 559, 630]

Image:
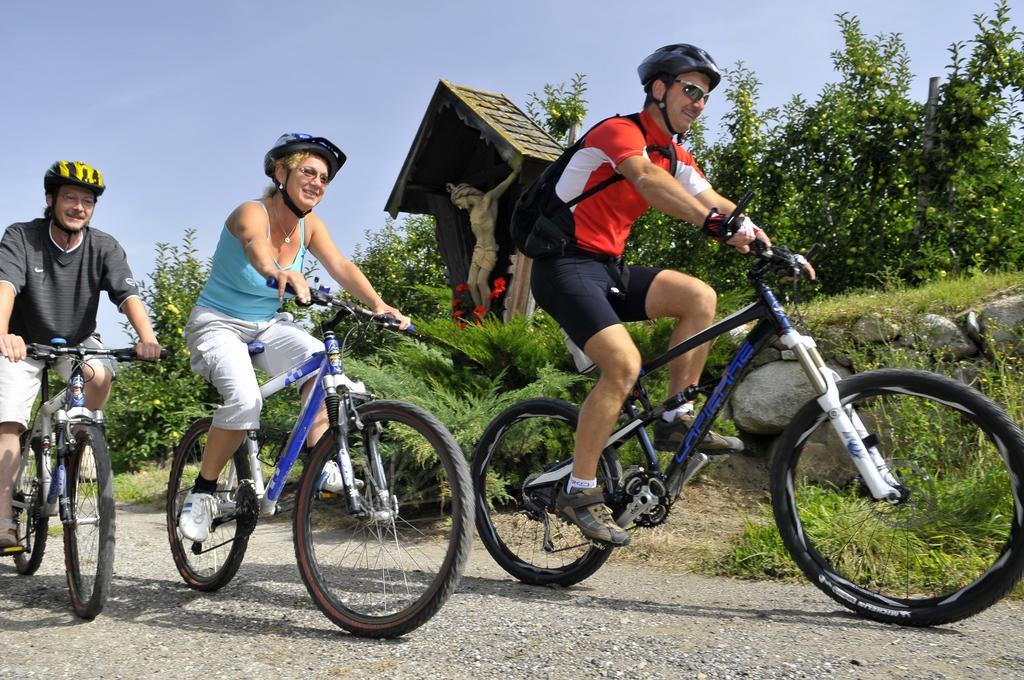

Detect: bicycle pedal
[1, 545, 26, 556]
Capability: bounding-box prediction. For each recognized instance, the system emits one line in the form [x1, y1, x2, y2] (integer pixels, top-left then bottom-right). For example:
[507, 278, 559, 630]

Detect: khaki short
[185, 306, 323, 430]
[0, 335, 115, 429]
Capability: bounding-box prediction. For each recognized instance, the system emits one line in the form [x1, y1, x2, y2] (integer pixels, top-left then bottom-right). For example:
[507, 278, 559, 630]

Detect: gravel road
[1, 504, 1022, 679]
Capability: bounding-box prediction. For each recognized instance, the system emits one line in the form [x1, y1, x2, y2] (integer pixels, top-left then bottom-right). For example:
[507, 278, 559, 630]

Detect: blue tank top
[197, 202, 306, 321]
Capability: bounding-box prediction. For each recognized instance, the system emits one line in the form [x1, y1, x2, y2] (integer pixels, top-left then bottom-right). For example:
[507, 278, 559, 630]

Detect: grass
[114, 463, 168, 506]
[797, 270, 1024, 328]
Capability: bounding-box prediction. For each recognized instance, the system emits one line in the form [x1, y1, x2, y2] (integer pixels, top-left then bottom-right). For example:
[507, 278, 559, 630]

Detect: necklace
[272, 201, 298, 243]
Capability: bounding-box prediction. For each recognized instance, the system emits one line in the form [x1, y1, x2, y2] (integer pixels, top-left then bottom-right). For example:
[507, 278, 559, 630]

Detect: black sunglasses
[673, 79, 710, 103]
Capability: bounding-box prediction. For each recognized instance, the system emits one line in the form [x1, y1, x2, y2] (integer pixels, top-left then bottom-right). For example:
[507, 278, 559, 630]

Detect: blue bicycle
[165, 284, 473, 638]
[4, 341, 159, 619]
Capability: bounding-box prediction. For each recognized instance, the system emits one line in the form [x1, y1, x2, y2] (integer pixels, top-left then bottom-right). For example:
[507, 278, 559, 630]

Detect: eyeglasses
[59, 192, 96, 208]
[674, 79, 709, 104]
[297, 165, 330, 185]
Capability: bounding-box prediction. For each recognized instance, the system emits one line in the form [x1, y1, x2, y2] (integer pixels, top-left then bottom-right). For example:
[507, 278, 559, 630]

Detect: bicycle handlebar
[265, 276, 414, 335]
[714, 190, 814, 282]
[25, 344, 169, 363]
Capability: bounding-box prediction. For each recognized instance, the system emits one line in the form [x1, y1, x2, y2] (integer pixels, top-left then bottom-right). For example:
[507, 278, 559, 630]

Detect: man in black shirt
[0, 161, 161, 547]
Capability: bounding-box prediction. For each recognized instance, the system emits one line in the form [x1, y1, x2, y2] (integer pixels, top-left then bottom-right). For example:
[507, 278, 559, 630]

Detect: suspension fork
[322, 381, 368, 514]
[51, 416, 71, 523]
[780, 329, 902, 501]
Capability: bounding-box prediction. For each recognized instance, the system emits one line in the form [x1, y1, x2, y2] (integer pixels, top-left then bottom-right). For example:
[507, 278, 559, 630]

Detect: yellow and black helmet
[44, 160, 106, 197]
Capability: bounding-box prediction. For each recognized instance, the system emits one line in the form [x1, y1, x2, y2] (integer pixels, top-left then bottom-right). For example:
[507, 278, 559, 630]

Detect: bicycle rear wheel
[12, 433, 48, 575]
[166, 418, 254, 591]
[772, 369, 1024, 626]
[64, 424, 115, 619]
[472, 398, 621, 587]
[293, 400, 473, 638]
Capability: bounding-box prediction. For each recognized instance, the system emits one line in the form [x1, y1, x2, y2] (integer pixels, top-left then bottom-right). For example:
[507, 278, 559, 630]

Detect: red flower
[451, 296, 463, 308]
[473, 305, 485, 318]
[487, 277, 508, 301]
[455, 283, 469, 292]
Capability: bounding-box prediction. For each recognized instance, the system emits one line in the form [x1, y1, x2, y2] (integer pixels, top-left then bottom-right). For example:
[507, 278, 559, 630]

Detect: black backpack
[511, 114, 678, 259]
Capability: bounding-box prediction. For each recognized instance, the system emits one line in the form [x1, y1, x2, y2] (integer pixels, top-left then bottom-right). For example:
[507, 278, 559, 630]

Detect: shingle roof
[443, 81, 563, 161]
[385, 80, 562, 217]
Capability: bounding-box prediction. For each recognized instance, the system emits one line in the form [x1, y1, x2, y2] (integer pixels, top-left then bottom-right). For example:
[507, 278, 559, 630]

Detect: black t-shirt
[0, 218, 141, 345]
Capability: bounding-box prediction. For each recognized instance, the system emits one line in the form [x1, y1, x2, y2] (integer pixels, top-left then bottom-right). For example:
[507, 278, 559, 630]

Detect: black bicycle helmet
[263, 133, 347, 182]
[638, 43, 721, 92]
[44, 160, 106, 197]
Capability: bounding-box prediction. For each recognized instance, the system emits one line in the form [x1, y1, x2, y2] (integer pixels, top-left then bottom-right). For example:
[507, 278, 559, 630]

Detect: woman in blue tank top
[177, 133, 409, 543]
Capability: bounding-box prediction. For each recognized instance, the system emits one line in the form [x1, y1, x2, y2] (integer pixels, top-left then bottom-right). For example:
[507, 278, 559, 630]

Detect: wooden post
[914, 76, 941, 240]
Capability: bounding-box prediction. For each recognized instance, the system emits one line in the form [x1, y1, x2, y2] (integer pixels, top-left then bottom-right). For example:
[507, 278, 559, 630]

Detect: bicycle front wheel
[64, 424, 115, 619]
[771, 369, 1024, 626]
[472, 398, 621, 587]
[13, 433, 48, 575]
[293, 400, 473, 638]
[166, 418, 254, 591]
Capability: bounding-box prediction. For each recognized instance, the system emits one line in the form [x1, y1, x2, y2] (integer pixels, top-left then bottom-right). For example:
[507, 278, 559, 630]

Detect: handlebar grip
[265, 276, 327, 306]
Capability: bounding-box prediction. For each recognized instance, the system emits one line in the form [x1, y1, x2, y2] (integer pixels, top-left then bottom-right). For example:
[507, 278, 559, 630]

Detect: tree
[349, 214, 448, 320]
[525, 74, 588, 144]
[103, 230, 216, 470]
[917, 0, 1024, 279]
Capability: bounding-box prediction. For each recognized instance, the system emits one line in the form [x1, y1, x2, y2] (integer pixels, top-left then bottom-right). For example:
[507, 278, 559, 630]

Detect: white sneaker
[318, 460, 345, 493]
[0, 517, 17, 549]
[178, 491, 217, 542]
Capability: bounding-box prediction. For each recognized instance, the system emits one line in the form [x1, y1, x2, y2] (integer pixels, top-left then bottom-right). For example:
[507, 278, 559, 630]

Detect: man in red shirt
[531, 44, 780, 545]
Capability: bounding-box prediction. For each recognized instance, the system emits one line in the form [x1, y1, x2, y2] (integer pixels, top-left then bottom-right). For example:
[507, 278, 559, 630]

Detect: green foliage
[629, 2, 1024, 297]
[916, 1, 1024, 280]
[350, 214, 447, 320]
[104, 230, 216, 471]
[525, 74, 588, 144]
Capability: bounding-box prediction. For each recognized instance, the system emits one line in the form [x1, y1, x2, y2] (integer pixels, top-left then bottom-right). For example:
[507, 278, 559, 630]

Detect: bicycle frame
[229, 337, 370, 518]
[525, 279, 903, 518]
[17, 361, 103, 525]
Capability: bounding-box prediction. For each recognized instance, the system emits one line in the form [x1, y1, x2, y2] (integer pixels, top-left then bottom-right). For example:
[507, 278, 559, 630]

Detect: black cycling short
[530, 255, 663, 349]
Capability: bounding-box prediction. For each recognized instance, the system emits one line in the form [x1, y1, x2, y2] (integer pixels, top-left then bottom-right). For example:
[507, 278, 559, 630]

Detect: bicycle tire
[293, 400, 473, 638]
[472, 397, 621, 587]
[166, 417, 253, 591]
[64, 424, 115, 619]
[13, 433, 48, 575]
[771, 368, 1024, 626]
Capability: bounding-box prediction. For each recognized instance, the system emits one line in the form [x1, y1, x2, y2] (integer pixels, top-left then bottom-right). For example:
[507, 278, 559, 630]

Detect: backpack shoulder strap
[563, 114, 645, 208]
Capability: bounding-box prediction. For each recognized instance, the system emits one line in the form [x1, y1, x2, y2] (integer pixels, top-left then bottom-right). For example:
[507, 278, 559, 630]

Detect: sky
[0, 0, 1014, 344]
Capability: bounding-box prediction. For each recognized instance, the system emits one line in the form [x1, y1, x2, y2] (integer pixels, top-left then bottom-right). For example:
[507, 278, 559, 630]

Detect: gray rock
[750, 347, 781, 368]
[981, 294, 1024, 356]
[917, 314, 978, 360]
[731, 361, 848, 435]
[852, 313, 900, 343]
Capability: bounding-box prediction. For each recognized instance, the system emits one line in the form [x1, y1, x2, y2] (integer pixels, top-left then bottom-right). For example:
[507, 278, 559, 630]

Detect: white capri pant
[0, 335, 116, 429]
[184, 306, 322, 430]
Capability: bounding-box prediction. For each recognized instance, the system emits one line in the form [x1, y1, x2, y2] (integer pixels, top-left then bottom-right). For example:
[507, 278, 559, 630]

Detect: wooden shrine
[385, 80, 562, 320]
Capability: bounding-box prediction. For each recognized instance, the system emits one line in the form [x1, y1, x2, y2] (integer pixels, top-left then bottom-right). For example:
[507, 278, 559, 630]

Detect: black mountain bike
[473, 198, 1024, 627]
